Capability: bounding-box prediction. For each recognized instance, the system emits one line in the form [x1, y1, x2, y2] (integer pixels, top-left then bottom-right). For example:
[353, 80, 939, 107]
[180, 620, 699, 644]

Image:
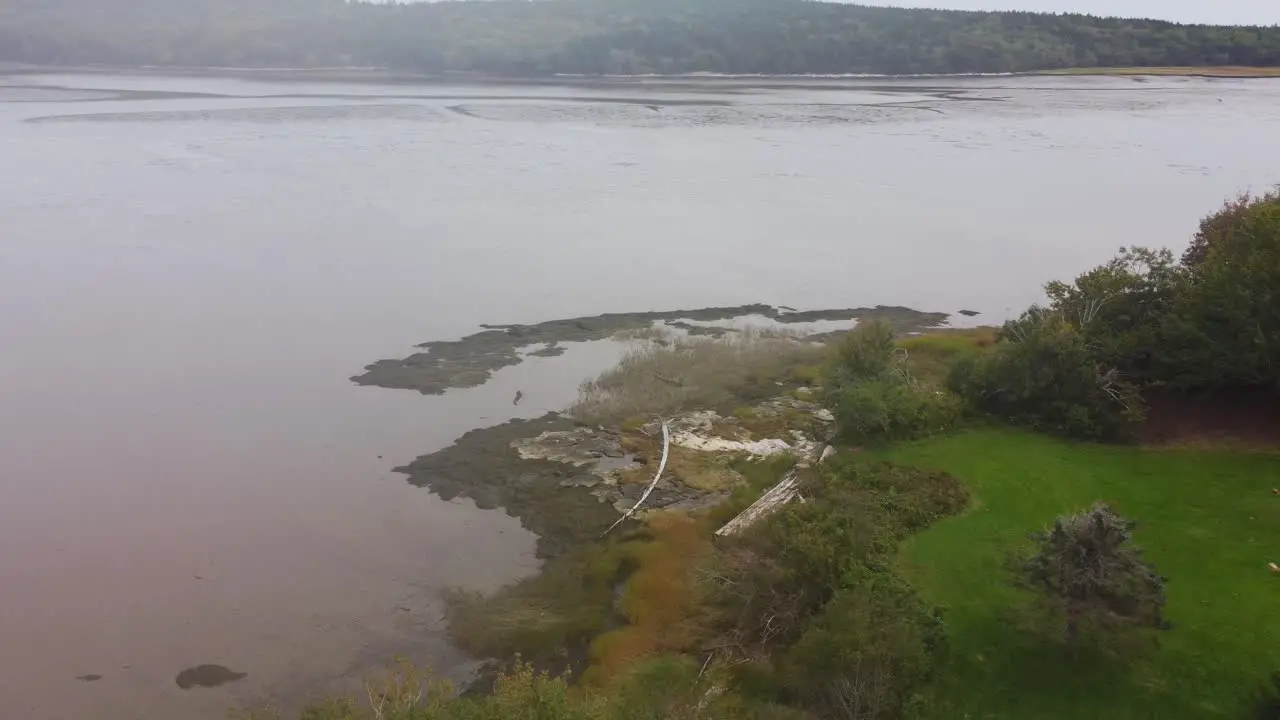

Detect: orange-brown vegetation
[582, 513, 713, 686]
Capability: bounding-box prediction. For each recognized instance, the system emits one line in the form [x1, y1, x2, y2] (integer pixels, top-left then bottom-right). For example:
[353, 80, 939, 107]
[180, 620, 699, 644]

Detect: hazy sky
[873, 1, 1280, 26]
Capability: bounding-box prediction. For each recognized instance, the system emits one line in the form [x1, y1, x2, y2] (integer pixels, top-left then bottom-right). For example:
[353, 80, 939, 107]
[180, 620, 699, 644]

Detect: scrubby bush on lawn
[1013, 503, 1167, 655]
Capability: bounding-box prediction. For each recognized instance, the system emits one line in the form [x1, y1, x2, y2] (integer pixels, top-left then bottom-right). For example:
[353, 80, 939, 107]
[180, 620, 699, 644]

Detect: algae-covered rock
[396, 415, 621, 557]
[511, 429, 626, 466]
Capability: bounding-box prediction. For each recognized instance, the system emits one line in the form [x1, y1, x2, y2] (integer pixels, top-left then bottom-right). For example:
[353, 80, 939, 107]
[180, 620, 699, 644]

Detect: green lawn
[881, 429, 1280, 719]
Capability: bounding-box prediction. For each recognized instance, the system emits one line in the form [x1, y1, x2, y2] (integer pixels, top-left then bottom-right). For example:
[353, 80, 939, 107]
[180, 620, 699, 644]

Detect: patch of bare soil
[1140, 388, 1280, 448]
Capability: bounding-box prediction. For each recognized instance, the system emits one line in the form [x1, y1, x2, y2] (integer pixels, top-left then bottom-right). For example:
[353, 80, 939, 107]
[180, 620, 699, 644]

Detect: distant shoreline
[1040, 65, 1280, 78]
[4, 64, 1280, 85]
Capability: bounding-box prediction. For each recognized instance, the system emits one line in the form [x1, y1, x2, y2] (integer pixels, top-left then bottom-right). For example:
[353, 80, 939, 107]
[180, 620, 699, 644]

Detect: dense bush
[948, 309, 1145, 441]
[781, 577, 943, 720]
[706, 493, 873, 654]
[703, 462, 966, 714]
[827, 321, 963, 445]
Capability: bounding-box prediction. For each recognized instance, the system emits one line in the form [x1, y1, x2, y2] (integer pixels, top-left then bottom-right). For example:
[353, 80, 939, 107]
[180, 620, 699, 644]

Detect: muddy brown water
[1, 71, 1278, 719]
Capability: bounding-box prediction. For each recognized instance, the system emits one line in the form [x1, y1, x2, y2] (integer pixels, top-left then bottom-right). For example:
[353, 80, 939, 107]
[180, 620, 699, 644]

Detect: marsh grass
[445, 512, 723, 694]
[582, 513, 714, 687]
[570, 330, 826, 426]
[445, 537, 645, 666]
[897, 327, 996, 386]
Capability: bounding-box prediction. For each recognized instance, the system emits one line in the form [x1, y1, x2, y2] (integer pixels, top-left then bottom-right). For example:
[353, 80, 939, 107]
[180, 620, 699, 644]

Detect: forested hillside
[3, 0, 1280, 75]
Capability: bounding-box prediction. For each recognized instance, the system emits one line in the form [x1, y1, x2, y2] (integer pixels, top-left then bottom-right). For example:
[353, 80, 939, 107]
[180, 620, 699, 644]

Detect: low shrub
[826, 320, 963, 445]
[832, 377, 962, 446]
[948, 309, 1144, 441]
[829, 320, 899, 387]
[780, 577, 944, 720]
[844, 461, 970, 539]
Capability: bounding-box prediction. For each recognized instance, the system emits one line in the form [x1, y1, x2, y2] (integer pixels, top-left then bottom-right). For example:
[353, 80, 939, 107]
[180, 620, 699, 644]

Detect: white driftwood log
[714, 467, 804, 537]
[602, 419, 670, 537]
[716, 442, 834, 537]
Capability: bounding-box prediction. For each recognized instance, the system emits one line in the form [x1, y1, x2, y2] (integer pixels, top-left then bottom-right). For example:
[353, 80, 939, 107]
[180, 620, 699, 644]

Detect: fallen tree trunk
[715, 467, 803, 538]
[715, 445, 833, 537]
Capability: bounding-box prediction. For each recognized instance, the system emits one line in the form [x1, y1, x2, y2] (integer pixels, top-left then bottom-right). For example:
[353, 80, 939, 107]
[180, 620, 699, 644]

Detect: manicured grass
[1040, 66, 1280, 78]
[881, 429, 1280, 719]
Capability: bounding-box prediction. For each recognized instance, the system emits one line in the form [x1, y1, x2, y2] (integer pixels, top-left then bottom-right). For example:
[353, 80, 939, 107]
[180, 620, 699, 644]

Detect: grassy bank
[269, 184, 1280, 716]
[885, 429, 1280, 718]
[253, 326, 1280, 718]
[1040, 66, 1280, 78]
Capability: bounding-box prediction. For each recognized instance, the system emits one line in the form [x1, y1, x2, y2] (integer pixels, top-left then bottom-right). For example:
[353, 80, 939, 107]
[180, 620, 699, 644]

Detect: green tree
[1157, 190, 1280, 392]
[1042, 246, 1184, 378]
[5, 0, 1280, 74]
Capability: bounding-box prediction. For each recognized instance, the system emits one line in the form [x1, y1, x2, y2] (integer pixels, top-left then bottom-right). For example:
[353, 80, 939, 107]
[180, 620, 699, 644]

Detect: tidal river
[0, 70, 1276, 719]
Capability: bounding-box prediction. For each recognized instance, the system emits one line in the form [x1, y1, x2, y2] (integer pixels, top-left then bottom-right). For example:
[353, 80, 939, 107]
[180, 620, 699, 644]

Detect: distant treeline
[3, 0, 1280, 75]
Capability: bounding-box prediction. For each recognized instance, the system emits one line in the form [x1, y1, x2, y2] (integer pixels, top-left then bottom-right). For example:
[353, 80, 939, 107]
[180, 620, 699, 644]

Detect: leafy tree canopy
[3, 0, 1280, 75]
